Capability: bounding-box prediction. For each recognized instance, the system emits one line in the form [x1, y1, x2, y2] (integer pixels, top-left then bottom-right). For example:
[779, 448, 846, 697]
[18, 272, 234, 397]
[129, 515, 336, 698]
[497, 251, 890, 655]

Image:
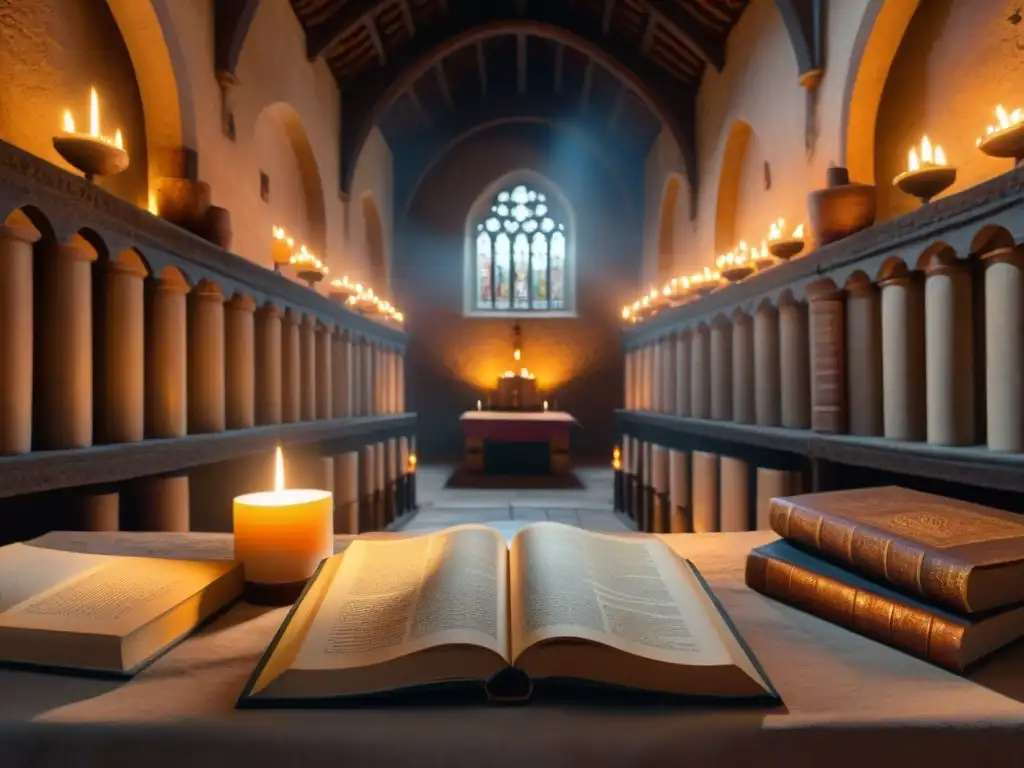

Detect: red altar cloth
[459, 411, 578, 443]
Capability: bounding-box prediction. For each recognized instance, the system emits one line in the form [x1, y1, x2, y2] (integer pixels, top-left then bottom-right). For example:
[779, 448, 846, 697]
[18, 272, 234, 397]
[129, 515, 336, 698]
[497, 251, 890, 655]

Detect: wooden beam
[517, 34, 527, 94]
[641, 10, 657, 53]
[580, 58, 593, 108]
[214, 0, 260, 76]
[476, 40, 488, 96]
[553, 43, 565, 94]
[436, 62, 454, 108]
[602, 0, 616, 35]
[305, 0, 379, 60]
[366, 17, 387, 65]
[774, 0, 825, 89]
[398, 0, 416, 36]
[645, 0, 725, 71]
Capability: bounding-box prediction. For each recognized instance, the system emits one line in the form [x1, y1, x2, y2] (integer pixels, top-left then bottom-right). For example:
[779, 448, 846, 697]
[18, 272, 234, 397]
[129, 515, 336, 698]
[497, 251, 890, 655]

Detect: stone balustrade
[0, 140, 415, 540]
[617, 164, 1024, 531]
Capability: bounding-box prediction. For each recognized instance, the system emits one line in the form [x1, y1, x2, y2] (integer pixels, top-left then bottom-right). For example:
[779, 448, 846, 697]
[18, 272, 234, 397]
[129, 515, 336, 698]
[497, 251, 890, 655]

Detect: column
[387, 348, 398, 414]
[224, 294, 256, 430]
[924, 259, 974, 446]
[136, 471, 191, 532]
[756, 468, 802, 530]
[627, 435, 640, 522]
[754, 305, 781, 426]
[719, 457, 749, 532]
[374, 345, 385, 416]
[668, 449, 690, 533]
[624, 348, 635, 410]
[187, 282, 226, 434]
[640, 344, 651, 410]
[76, 490, 119, 532]
[640, 441, 653, 532]
[779, 299, 810, 429]
[710, 318, 732, 420]
[675, 331, 690, 416]
[300, 314, 317, 421]
[690, 325, 711, 418]
[254, 304, 282, 425]
[691, 451, 719, 533]
[396, 351, 406, 413]
[398, 436, 411, 514]
[361, 339, 374, 417]
[350, 334, 363, 417]
[34, 238, 96, 449]
[95, 255, 147, 444]
[652, 340, 664, 413]
[846, 281, 883, 436]
[731, 313, 754, 424]
[315, 323, 333, 420]
[808, 286, 847, 434]
[333, 452, 360, 533]
[332, 330, 352, 419]
[650, 445, 669, 533]
[983, 246, 1024, 451]
[281, 309, 301, 423]
[385, 437, 398, 524]
[406, 435, 418, 510]
[880, 274, 926, 440]
[373, 441, 386, 528]
[360, 444, 375, 531]
[0, 213, 40, 454]
[661, 334, 677, 414]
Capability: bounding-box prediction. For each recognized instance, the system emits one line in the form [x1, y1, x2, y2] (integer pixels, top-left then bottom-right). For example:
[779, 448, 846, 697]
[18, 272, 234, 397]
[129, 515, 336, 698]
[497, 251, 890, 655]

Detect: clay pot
[199, 205, 232, 250]
[808, 167, 876, 246]
[156, 177, 212, 229]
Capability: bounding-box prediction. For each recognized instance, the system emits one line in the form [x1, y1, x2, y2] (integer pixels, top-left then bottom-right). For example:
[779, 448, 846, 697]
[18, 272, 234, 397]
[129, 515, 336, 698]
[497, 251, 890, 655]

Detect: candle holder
[53, 135, 128, 182]
[328, 277, 360, 303]
[893, 165, 957, 204]
[978, 124, 1024, 166]
[767, 238, 804, 260]
[751, 247, 776, 271]
[271, 228, 294, 273]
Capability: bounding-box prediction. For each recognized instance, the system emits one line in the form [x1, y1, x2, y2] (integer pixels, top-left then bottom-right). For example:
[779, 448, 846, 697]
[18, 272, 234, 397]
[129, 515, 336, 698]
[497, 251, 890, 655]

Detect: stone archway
[362, 193, 388, 293]
[714, 119, 753, 255]
[657, 174, 683, 281]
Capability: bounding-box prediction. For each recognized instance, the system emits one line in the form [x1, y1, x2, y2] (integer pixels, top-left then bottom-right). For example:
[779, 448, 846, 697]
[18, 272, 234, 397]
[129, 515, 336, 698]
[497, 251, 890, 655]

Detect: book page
[0, 544, 111, 614]
[510, 523, 732, 666]
[292, 525, 509, 671]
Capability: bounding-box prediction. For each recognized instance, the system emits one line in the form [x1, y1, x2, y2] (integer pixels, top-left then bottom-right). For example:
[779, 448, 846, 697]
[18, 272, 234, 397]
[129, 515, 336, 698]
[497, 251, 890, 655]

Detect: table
[459, 410, 578, 475]
[3, 529, 1024, 768]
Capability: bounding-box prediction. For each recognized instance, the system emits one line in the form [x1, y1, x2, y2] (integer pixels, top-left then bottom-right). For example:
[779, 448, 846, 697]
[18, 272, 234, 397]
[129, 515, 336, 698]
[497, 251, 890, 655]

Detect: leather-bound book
[769, 486, 1024, 614]
[746, 540, 1024, 673]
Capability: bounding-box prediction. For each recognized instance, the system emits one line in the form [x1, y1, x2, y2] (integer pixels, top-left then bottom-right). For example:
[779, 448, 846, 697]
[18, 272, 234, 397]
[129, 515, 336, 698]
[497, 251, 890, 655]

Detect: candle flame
[908, 146, 919, 171]
[543, 400, 548, 411]
[90, 88, 99, 138]
[908, 136, 947, 172]
[792, 224, 804, 239]
[274, 446, 285, 492]
[768, 218, 783, 241]
[113, 129, 123, 150]
[408, 454, 417, 470]
[147, 190, 158, 215]
[63, 110, 75, 134]
[513, 348, 521, 361]
[621, 306, 631, 319]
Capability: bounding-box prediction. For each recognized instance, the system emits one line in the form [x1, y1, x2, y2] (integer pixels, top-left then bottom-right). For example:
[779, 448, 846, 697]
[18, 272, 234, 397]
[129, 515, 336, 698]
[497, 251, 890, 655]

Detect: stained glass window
[471, 183, 570, 312]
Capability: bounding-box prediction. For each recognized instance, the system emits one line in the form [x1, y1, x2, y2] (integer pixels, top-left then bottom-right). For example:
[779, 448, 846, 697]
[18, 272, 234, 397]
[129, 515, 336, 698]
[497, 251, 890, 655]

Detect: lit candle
[477, 399, 482, 410]
[233, 446, 333, 602]
[612, 446, 621, 471]
[543, 400, 549, 411]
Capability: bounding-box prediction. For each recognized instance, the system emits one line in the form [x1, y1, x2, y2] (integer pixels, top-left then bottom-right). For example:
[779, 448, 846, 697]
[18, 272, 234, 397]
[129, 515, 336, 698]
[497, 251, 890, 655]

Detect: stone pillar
[361, 339, 375, 417]
[719, 457, 749, 532]
[396, 352, 406, 413]
[95, 256, 147, 444]
[846, 282, 883, 436]
[731, 313, 754, 424]
[756, 468, 802, 530]
[385, 437, 398, 524]
[808, 286, 847, 434]
[398, 436, 411, 514]
[350, 334, 363, 417]
[373, 345, 385, 416]
[652, 340, 664, 413]
[187, 283, 226, 434]
[710, 318, 732, 420]
[145, 272, 189, 439]
[690, 325, 711, 418]
[675, 332, 691, 417]
[621, 436, 633, 519]
[779, 299, 810, 429]
[924, 259, 974, 446]
[691, 451, 719, 533]
[281, 309, 301, 423]
[224, 294, 256, 430]
[316, 323, 333, 420]
[645, 344, 655, 410]
[880, 275, 926, 440]
[373, 441, 386, 528]
[76, 490, 119, 532]
[35, 239, 96, 449]
[0, 214, 40, 454]
[624, 349, 635, 410]
[983, 247, 1024, 451]
[254, 304, 282, 425]
[754, 305, 781, 426]
[136, 473, 191, 532]
[661, 335, 677, 414]
[407, 435, 418, 510]
[668, 449, 690, 533]
[332, 331, 352, 419]
[334, 452, 360, 533]
[650, 445, 669, 533]
[640, 441, 653, 532]
[300, 314, 317, 421]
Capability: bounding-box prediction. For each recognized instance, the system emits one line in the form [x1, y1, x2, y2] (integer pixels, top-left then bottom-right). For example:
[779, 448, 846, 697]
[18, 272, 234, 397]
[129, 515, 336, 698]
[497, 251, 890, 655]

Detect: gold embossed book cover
[768, 486, 1024, 613]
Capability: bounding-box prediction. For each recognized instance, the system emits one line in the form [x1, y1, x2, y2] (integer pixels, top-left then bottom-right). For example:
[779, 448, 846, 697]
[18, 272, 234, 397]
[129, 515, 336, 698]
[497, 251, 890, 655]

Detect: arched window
[466, 178, 574, 316]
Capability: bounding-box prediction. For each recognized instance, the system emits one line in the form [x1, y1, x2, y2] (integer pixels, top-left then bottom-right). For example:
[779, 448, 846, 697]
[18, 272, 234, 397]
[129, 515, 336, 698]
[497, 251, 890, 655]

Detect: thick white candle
[233, 447, 333, 585]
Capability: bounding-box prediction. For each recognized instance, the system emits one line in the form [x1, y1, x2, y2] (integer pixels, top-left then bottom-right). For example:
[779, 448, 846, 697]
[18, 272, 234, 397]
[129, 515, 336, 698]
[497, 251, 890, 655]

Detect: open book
[239, 523, 776, 706]
[0, 543, 243, 676]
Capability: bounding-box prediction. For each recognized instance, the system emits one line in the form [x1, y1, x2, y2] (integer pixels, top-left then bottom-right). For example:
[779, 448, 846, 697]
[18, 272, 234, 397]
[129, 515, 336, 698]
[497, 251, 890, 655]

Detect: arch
[840, 0, 921, 185]
[104, 0, 197, 184]
[112, 247, 151, 277]
[915, 241, 957, 273]
[253, 101, 327, 260]
[2, 206, 55, 244]
[361, 193, 389, 293]
[158, 264, 191, 290]
[843, 269, 874, 292]
[714, 119, 753, 255]
[875, 255, 912, 283]
[658, 175, 684, 282]
[970, 224, 1015, 256]
[463, 168, 576, 317]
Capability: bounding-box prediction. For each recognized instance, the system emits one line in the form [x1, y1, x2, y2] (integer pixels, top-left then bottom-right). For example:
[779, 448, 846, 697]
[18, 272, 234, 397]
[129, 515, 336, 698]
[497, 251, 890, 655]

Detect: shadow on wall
[394, 123, 642, 461]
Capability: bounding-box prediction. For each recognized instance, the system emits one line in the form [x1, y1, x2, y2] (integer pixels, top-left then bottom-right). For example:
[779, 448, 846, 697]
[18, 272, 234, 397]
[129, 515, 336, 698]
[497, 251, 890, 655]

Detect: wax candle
[233, 446, 333, 604]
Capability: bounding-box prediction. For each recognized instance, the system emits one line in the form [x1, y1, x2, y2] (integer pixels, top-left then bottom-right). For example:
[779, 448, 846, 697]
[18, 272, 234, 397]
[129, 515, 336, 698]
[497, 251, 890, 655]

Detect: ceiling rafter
[366, 15, 387, 65]
[644, 0, 725, 71]
[305, 0, 386, 60]
[214, 0, 261, 77]
[398, 0, 416, 36]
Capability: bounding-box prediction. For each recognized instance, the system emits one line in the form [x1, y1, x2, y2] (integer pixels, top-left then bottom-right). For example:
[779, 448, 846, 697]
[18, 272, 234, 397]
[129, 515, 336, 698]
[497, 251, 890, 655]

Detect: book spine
[745, 551, 967, 672]
[768, 499, 972, 612]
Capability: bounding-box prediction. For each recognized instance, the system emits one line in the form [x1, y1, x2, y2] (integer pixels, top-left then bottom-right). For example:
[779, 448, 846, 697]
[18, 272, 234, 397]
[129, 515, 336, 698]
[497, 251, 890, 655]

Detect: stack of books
[745, 486, 1024, 673]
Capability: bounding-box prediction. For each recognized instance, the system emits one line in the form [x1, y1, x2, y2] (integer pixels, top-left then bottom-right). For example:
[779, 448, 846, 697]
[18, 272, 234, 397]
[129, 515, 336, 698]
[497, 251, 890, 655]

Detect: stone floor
[397, 465, 631, 539]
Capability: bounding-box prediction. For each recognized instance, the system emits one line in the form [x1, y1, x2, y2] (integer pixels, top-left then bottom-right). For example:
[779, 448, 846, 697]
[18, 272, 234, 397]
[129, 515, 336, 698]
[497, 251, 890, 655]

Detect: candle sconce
[717, 243, 754, 283]
[271, 226, 295, 272]
[751, 243, 776, 271]
[977, 105, 1024, 166]
[689, 267, 721, 296]
[767, 220, 805, 260]
[893, 136, 956, 205]
[290, 246, 327, 287]
[53, 88, 129, 182]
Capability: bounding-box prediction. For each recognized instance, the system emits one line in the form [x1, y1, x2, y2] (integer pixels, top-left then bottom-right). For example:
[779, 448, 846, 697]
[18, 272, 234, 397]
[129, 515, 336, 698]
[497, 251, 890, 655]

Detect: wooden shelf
[617, 410, 1024, 494]
[0, 414, 416, 499]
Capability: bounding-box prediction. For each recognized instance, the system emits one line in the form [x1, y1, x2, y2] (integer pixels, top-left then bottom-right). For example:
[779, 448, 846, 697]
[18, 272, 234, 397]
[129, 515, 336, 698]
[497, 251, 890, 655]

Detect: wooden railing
[616, 164, 1024, 533]
[0, 140, 416, 542]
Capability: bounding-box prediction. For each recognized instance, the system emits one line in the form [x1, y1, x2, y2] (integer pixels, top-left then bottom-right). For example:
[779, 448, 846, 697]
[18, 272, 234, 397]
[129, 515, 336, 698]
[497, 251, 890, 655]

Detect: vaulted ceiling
[287, 0, 750, 202]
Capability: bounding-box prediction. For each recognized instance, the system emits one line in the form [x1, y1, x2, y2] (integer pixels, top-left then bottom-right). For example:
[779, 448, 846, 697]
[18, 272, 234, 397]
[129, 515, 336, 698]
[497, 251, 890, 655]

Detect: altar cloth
[1, 529, 1023, 768]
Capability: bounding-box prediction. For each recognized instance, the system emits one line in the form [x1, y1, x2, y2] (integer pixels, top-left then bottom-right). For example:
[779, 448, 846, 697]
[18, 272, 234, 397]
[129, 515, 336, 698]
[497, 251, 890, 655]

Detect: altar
[459, 410, 578, 476]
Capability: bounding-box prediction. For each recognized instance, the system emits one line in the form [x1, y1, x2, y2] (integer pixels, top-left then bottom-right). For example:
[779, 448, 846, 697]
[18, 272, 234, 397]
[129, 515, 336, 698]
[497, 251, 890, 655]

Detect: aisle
[398, 465, 631, 538]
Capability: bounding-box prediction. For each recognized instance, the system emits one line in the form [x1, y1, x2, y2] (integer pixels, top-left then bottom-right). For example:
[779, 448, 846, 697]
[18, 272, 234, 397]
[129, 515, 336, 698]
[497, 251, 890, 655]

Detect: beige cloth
[0, 529, 1023, 768]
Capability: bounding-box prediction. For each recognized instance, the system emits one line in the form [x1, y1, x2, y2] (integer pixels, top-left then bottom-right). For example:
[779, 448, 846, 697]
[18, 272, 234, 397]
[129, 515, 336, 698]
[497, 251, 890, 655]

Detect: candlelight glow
[513, 348, 521, 361]
[89, 88, 99, 137]
[147, 190, 159, 215]
[63, 110, 75, 133]
[621, 306, 631, 319]
[978, 105, 1024, 145]
[62, 88, 125, 150]
[543, 400, 548, 411]
[907, 136, 947, 172]
[274, 446, 285, 492]
[409, 454, 418, 470]
[612, 446, 621, 471]
[792, 224, 804, 239]
[768, 218, 784, 241]
[477, 399, 482, 410]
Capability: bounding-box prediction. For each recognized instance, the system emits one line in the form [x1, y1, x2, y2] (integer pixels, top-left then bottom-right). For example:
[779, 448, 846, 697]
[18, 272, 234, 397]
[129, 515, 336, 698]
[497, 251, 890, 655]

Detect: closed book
[769, 486, 1024, 613]
[746, 540, 1024, 673]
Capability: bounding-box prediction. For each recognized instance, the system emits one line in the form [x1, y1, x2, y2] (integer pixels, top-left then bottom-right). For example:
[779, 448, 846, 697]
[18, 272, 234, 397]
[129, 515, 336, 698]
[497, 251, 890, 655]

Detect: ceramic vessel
[200, 206, 233, 249]
[808, 167, 876, 245]
[156, 177, 212, 229]
[52, 136, 129, 182]
[978, 124, 1024, 166]
[893, 166, 956, 205]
